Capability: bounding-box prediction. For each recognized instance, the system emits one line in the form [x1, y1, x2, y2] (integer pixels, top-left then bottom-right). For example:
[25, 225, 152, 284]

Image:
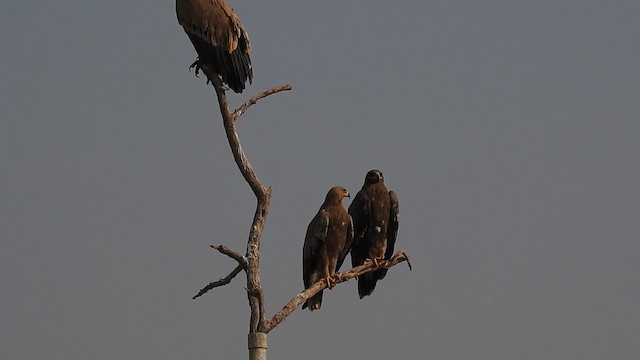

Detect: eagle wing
[302, 209, 329, 289]
[335, 214, 354, 272]
[348, 189, 371, 268]
[377, 190, 399, 281]
[386, 190, 399, 260]
[176, 0, 250, 53]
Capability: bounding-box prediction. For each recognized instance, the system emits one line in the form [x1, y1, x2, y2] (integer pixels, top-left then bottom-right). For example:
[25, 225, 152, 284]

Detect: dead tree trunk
[191, 65, 411, 360]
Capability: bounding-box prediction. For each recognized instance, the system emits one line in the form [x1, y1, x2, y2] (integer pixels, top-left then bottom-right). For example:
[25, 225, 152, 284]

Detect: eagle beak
[346, 192, 350, 198]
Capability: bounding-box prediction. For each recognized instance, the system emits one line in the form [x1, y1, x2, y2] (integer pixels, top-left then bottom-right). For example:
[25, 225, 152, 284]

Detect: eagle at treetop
[176, 0, 253, 93]
[349, 169, 400, 298]
[302, 186, 354, 311]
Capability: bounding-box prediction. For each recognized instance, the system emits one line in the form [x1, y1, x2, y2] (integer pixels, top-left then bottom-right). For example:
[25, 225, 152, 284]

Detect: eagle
[302, 186, 353, 311]
[349, 169, 399, 298]
[176, 0, 253, 93]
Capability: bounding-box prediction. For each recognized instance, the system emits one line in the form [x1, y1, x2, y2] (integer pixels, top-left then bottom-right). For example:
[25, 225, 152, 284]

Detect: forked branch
[192, 245, 248, 299]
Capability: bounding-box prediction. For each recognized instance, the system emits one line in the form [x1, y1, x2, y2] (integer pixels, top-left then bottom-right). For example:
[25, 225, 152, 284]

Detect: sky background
[2, 0, 640, 359]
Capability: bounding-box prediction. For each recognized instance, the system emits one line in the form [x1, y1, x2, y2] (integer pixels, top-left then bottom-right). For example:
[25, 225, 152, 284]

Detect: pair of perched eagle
[302, 170, 400, 311]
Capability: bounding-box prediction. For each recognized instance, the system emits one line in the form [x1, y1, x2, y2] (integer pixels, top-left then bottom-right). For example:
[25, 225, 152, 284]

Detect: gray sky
[2, 0, 639, 359]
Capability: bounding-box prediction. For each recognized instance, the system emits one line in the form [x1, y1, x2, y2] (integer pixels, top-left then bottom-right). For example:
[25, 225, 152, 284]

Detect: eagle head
[364, 169, 384, 186]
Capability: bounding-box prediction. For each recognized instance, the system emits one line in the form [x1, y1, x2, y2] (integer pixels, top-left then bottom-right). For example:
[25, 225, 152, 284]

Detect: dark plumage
[349, 169, 399, 298]
[176, 0, 253, 93]
[302, 187, 353, 311]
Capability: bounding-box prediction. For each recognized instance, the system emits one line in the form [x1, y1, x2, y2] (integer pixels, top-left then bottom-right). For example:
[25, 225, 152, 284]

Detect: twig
[232, 85, 292, 121]
[404, 254, 413, 271]
[211, 245, 247, 267]
[192, 264, 245, 299]
[192, 245, 247, 299]
[260, 251, 411, 333]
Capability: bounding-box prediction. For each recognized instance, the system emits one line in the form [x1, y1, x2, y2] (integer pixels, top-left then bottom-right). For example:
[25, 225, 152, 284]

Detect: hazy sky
[2, 1, 639, 359]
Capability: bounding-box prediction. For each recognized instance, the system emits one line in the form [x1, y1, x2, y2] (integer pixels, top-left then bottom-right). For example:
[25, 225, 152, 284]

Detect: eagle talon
[189, 59, 202, 77]
[186, 55, 232, 91]
[330, 274, 341, 286]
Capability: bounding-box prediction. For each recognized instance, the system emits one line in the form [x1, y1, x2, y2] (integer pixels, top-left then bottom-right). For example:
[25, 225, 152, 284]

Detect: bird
[302, 186, 353, 311]
[349, 169, 400, 298]
[176, 0, 253, 93]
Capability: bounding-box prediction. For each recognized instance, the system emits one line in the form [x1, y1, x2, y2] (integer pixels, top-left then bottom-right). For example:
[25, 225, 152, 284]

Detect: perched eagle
[302, 186, 353, 311]
[176, 0, 253, 93]
[349, 169, 400, 298]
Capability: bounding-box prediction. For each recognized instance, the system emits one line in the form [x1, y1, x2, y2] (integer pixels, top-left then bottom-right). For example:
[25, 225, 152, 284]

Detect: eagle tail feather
[357, 271, 382, 298]
[303, 291, 323, 311]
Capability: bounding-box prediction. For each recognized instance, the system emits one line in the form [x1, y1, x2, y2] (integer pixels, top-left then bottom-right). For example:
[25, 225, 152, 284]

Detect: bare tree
[191, 64, 411, 360]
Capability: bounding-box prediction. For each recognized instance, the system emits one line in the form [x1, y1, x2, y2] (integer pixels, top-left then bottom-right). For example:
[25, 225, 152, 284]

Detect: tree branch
[192, 264, 245, 299]
[232, 85, 292, 121]
[260, 251, 411, 333]
[191, 245, 247, 299]
[200, 65, 289, 334]
[211, 244, 248, 267]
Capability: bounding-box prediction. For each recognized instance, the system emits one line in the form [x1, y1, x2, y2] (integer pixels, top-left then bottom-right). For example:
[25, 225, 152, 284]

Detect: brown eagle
[176, 0, 253, 93]
[349, 169, 400, 298]
[302, 186, 353, 311]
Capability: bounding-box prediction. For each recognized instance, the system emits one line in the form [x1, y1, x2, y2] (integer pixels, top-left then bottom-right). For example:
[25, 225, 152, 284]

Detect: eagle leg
[325, 276, 336, 289]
